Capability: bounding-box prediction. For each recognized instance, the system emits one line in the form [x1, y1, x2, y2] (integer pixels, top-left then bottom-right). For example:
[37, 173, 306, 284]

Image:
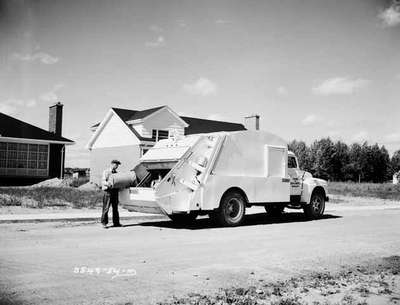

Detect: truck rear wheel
[215, 191, 246, 227]
[303, 191, 325, 219]
[168, 213, 197, 225]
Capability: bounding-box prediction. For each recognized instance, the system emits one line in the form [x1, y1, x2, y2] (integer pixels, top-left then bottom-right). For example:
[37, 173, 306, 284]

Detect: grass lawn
[328, 182, 400, 201]
[0, 187, 103, 209]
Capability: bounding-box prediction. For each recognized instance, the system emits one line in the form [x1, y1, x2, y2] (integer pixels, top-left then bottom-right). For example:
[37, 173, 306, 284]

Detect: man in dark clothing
[101, 160, 122, 228]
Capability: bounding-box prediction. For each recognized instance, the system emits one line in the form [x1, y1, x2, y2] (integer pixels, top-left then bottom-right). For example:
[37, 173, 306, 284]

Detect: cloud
[301, 114, 322, 126]
[207, 113, 229, 122]
[384, 133, 400, 144]
[176, 20, 187, 28]
[327, 130, 340, 138]
[145, 36, 166, 48]
[0, 98, 37, 115]
[277, 86, 288, 97]
[12, 51, 59, 64]
[40, 83, 65, 103]
[378, 2, 400, 27]
[352, 131, 369, 143]
[0, 103, 18, 115]
[183, 78, 218, 96]
[26, 99, 37, 107]
[149, 25, 163, 32]
[215, 19, 231, 25]
[312, 77, 369, 96]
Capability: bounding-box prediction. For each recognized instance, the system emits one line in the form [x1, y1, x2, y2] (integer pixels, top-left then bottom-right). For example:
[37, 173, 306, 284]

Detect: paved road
[1, 206, 400, 305]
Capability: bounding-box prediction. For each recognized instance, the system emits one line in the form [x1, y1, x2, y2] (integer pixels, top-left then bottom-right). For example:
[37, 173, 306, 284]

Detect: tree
[288, 138, 393, 182]
[288, 140, 312, 171]
[309, 138, 335, 180]
[391, 150, 400, 174]
[345, 143, 363, 182]
[331, 141, 349, 181]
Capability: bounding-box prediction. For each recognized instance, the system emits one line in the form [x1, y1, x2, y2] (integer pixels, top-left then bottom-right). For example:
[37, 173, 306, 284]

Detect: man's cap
[111, 159, 121, 165]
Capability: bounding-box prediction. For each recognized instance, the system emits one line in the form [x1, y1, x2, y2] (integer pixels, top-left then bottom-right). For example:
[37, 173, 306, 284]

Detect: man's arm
[101, 170, 111, 190]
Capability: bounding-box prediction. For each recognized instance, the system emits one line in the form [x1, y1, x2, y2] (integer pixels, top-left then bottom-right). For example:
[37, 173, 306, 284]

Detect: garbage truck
[119, 130, 329, 226]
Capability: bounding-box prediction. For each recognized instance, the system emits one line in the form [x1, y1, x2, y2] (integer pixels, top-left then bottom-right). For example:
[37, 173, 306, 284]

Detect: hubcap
[225, 198, 243, 222]
[312, 195, 323, 214]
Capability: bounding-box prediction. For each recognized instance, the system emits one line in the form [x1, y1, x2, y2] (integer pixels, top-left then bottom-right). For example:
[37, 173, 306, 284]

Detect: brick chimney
[49, 102, 63, 136]
[244, 114, 260, 131]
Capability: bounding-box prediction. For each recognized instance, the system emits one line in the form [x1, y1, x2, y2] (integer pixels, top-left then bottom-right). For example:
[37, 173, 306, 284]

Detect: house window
[0, 141, 49, 177]
[152, 129, 169, 141]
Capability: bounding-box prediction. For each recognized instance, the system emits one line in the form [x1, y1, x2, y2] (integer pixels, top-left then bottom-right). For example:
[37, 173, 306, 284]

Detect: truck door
[288, 155, 302, 196]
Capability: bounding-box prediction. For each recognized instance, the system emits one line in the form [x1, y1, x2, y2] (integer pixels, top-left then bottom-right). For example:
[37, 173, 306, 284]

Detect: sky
[0, 0, 399, 167]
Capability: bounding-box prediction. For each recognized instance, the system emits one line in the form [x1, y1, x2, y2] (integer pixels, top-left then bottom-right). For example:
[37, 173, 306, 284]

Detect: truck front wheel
[215, 191, 246, 227]
[303, 191, 325, 219]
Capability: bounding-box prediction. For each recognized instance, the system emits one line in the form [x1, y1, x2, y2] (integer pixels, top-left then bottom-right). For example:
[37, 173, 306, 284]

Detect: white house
[86, 105, 247, 184]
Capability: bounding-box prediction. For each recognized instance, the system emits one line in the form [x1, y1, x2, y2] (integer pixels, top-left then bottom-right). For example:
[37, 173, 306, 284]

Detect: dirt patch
[329, 194, 399, 207]
[31, 178, 73, 188]
[78, 181, 100, 191]
[158, 256, 400, 305]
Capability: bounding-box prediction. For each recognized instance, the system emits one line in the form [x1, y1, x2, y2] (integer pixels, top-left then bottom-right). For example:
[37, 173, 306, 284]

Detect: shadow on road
[126, 212, 341, 230]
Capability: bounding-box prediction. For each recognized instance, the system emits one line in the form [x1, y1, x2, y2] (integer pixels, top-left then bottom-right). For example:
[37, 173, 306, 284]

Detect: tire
[265, 205, 285, 217]
[168, 213, 198, 225]
[303, 191, 325, 219]
[215, 191, 246, 227]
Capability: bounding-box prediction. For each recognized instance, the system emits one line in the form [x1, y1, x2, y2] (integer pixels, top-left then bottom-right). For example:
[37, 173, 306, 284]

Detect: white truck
[119, 130, 328, 226]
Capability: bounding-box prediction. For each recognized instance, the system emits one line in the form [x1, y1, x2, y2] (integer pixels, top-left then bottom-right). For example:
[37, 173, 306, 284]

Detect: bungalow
[86, 105, 253, 184]
[0, 102, 74, 185]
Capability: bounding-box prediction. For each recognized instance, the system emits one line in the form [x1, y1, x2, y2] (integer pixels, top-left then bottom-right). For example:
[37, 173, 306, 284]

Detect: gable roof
[0, 112, 74, 144]
[90, 106, 246, 136]
[113, 108, 156, 142]
[112, 106, 164, 122]
[181, 116, 246, 135]
[90, 106, 164, 129]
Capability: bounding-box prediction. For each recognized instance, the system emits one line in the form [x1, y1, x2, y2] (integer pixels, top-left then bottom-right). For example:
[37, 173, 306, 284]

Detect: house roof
[114, 108, 156, 142]
[112, 106, 164, 122]
[90, 106, 246, 138]
[181, 116, 246, 135]
[0, 112, 74, 144]
[91, 106, 164, 129]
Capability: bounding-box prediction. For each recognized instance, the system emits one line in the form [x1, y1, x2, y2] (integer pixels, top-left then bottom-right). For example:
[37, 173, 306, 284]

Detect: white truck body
[120, 130, 328, 224]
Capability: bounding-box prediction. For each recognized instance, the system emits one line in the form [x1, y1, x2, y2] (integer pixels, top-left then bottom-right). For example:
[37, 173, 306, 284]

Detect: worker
[101, 159, 122, 228]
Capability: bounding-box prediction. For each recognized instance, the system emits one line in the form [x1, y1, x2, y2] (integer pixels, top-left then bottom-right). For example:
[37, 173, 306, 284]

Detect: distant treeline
[288, 139, 400, 183]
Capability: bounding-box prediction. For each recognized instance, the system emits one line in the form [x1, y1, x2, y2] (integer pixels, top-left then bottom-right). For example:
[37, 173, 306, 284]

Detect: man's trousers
[101, 189, 120, 225]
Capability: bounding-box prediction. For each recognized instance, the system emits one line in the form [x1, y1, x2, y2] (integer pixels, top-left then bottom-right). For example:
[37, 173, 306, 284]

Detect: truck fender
[305, 186, 326, 204]
[218, 187, 249, 209]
